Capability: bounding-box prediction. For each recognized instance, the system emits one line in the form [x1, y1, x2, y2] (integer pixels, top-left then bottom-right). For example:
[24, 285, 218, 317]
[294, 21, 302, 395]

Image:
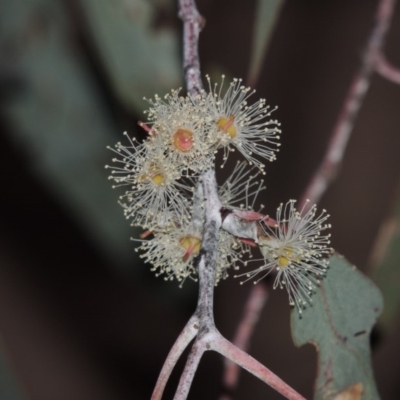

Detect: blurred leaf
[291, 253, 383, 400]
[0, 0, 138, 270]
[0, 343, 24, 400]
[369, 185, 400, 332]
[247, 0, 284, 86]
[79, 0, 182, 112]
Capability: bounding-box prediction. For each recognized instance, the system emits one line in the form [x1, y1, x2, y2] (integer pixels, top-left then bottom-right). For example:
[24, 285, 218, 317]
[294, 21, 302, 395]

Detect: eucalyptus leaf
[0, 345, 25, 400]
[79, 0, 182, 112]
[0, 0, 137, 269]
[247, 0, 284, 86]
[291, 253, 383, 400]
[370, 188, 400, 332]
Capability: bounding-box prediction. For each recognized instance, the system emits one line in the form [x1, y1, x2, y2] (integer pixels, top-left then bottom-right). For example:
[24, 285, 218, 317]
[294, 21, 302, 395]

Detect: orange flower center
[173, 129, 194, 152]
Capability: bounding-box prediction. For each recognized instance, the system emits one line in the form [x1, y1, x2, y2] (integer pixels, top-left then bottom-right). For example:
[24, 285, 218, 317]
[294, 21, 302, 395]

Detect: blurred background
[1, 0, 400, 398]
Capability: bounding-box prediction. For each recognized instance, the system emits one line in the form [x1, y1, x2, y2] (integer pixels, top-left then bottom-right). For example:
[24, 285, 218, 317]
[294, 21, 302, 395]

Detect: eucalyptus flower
[144, 89, 215, 174]
[204, 75, 281, 171]
[106, 132, 192, 229]
[238, 200, 331, 313]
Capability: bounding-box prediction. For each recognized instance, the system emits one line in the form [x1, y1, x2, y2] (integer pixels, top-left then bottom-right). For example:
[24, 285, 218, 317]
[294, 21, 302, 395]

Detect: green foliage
[291, 253, 383, 400]
[247, 0, 284, 86]
[0, 348, 24, 400]
[79, 0, 182, 112]
[0, 0, 136, 268]
[371, 190, 400, 332]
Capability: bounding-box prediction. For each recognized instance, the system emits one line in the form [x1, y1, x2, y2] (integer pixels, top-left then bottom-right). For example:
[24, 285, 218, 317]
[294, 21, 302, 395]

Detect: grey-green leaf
[78, 0, 182, 113]
[291, 253, 383, 400]
[0, 347, 25, 400]
[247, 0, 284, 86]
[370, 188, 400, 332]
[0, 0, 137, 269]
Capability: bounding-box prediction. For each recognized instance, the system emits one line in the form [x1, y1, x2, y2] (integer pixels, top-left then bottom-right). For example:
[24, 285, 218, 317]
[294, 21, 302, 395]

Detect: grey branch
[376, 51, 400, 84]
[178, 0, 204, 96]
[300, 0, 397, 207]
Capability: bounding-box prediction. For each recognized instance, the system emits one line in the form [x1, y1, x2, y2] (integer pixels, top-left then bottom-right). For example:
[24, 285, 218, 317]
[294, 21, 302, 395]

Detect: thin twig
[178, 0, 204, 96]
[151, 315, 199, 400]
[173, 339, 207, 400]
[375, 51, 400, 84]
[300, 0, 397, 207]
[213, 333, 306, 400]
[219, 284, 268, 399]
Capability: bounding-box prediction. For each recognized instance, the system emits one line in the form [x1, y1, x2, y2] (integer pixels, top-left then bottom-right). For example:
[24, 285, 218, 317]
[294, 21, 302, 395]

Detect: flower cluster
[204, 76, 281, 171]
[106, 76, 332, 310]
[237, 200, 332, 312]
[106, 77, 279, 284]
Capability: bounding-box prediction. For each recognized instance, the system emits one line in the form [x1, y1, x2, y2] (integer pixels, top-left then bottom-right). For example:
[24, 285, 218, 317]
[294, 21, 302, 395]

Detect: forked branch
[152, 169, 305, 400]
[151, 315, 199, 400]
[376, 51, 400, 84]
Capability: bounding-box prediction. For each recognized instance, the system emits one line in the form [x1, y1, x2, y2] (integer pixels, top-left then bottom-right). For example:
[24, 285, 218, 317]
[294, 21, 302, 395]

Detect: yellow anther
[139, 163, 165, 186]
[179, 235, 202, 260]
[217, 115, 237, 139]
[277, 247, 301, 267]
[278, 256, 290, 267]
[151, 173, 165, 185]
